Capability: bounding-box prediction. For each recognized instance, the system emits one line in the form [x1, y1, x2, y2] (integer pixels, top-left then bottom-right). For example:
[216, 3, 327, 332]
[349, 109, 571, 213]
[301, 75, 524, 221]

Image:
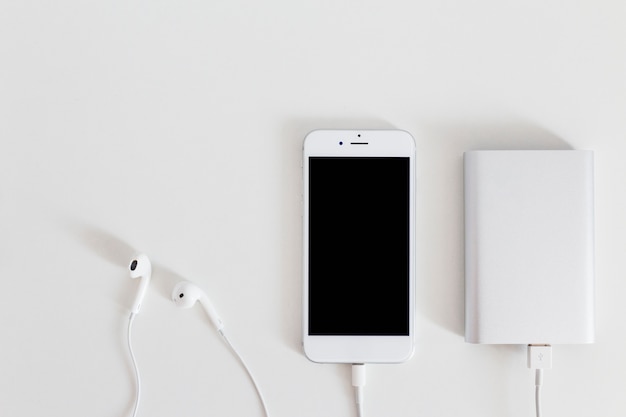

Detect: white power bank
[464, 150, 594, 344]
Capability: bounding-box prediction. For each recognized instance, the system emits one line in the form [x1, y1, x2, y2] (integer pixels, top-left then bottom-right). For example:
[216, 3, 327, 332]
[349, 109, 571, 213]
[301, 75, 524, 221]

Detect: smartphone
[302, 129, 415, 363]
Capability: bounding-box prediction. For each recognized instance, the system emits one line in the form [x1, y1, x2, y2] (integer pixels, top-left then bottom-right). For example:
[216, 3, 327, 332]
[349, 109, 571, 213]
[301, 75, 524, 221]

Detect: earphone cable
[128, 312, 141, 417]
[219, 330, 270, 417]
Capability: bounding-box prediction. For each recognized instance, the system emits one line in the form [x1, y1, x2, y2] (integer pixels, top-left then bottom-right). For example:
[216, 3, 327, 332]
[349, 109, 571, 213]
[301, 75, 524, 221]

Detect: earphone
[171, 281, 224, 332]
[171, 280, 270, 417]
[127, 253, 151, 417]
[129, 254, 152, 315]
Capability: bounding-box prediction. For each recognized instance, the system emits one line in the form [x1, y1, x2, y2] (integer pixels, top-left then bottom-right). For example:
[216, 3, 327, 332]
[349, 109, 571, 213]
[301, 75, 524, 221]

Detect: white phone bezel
[302, 129, 416, 364]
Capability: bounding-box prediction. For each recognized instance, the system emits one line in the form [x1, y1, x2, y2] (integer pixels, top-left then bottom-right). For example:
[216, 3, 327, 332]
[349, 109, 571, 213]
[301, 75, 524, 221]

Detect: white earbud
[129, 254, 152, 314]
[171, 281, 224, 332]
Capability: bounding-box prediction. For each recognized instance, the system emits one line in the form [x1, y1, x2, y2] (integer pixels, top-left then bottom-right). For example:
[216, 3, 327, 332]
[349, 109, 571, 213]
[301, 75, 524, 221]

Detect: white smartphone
[302, 129, 416, 363]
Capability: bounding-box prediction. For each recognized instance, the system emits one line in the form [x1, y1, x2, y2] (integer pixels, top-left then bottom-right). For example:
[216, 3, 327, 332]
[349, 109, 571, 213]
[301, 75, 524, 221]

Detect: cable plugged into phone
[352, 364, 366, 417]
[528, 345, 552, 417]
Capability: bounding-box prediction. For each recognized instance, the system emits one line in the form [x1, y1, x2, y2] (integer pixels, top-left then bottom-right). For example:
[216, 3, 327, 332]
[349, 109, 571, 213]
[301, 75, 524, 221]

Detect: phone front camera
[339, 141, 343, 145]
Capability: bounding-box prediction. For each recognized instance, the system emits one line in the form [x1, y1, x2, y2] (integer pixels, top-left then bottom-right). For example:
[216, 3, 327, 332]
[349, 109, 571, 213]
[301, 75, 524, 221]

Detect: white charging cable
[352, 364, 366, 417]
[527, 345, 552, 417]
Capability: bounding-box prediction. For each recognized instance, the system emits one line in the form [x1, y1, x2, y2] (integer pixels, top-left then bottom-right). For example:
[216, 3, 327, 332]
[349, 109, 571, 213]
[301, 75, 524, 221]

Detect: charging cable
[527, 345, 552, 417]
[352, 364, 366, 417]
[127, 312, 141, 417]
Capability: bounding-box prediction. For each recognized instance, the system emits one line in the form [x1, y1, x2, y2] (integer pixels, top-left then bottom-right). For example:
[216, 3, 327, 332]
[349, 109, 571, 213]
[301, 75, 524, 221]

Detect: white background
[1, 0, 625, 416]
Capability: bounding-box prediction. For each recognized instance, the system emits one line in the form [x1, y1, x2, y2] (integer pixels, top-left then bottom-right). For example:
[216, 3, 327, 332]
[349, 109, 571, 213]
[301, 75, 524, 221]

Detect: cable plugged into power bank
[352, 364, 366, 417]
[528, 345, 552, 417]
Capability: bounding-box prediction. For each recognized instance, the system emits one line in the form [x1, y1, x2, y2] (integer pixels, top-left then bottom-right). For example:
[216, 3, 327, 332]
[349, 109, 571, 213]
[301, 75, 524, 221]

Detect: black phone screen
[308, 157, 410, 336]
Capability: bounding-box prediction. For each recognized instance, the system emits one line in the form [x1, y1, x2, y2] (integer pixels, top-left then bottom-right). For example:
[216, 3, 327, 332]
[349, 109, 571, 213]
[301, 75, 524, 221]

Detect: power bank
[464, 150, 594, 344]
